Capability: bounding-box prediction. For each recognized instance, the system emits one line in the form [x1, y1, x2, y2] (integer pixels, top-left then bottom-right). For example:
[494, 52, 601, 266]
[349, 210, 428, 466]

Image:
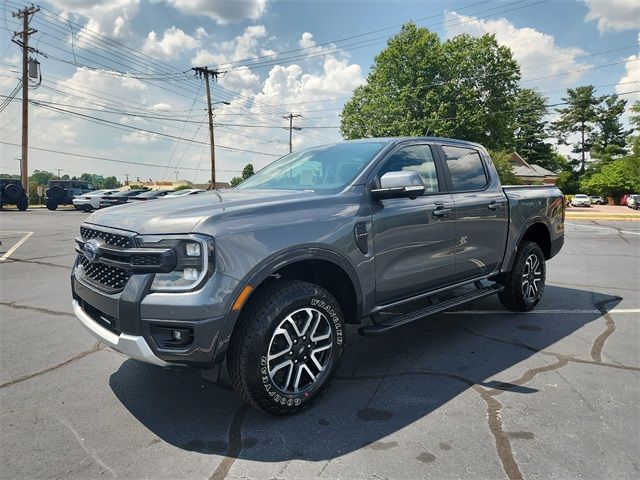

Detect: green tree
[591, 94, 632, 160]
[488, 150, 520, 185]
[556, 171, 581, 195]
[580, 154, 640, 198]
[230, 163, 256, 187]
[512, 89, 552, 166]
[552, 86, 599, 172]
[340, 23, 521, 150]
[29, 170, 56, 185]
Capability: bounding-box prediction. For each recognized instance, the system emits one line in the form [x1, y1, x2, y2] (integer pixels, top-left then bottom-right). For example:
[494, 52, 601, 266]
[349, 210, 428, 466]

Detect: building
[510, 153, 558, 185]
[194, 181, 231, 190]
[123, 180, 190, 190]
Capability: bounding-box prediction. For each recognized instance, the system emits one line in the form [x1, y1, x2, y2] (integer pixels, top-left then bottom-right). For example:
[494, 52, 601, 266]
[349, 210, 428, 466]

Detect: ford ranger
[71, 137, 564, 414]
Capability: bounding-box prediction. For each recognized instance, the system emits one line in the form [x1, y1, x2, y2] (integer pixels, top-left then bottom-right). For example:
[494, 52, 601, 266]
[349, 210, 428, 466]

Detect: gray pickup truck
[71, 137, 564, 414]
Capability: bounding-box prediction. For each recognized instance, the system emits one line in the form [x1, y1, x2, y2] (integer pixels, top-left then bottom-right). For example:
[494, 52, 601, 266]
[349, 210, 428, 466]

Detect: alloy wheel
[521, 253, 543, 301]
[267, 307, 333, 394]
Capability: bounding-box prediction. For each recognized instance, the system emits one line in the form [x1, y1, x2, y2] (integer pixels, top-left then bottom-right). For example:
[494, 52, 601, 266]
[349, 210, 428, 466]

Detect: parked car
[161, 189, 205, 198]
[620, 194, 630, 206]
[571, 194, 591, 207]
[98, 189, 147, 208]
[72, 189, 120, 211]
[71, 137, 564, 414]
[46, 180, 96, 210]
[127, 190, 174, 201]
[0, 178, 29, 211]
[590, 196, 606, 205]
[627, 194, 640, 210]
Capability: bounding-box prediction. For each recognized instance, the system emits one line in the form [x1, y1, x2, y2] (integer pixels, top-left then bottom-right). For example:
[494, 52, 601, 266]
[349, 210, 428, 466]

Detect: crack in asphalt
[591, 300, 617, 363]
[208, 405, 250, 480]
[0, 301, 75, 318]
[3, 257, 71, 269]
[0, 342, 102, 389]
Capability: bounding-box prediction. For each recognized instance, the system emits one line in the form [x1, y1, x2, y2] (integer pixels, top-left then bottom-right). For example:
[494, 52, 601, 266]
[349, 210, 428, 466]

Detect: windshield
[236, 141, 388, 191]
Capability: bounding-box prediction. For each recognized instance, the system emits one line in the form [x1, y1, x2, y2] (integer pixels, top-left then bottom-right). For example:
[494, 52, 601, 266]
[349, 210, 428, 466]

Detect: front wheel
[498, 241, 546, 311]
[45, 200, 58, 211]
[228, 280, 345, 415]
[16, 199, 28, 211]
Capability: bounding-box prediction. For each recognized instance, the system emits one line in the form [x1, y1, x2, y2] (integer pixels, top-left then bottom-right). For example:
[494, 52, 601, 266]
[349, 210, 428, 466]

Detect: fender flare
[502, 216, 552, 274]
[212, 245, 364, 364]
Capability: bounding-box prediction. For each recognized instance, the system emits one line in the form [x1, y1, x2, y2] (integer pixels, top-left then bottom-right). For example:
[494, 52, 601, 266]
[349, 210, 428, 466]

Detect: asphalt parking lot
[1, 210, 638, 480]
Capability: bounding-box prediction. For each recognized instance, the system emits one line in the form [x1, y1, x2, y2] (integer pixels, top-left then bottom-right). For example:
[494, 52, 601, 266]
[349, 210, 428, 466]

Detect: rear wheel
[228, 280, 345, 415]
[498, 241, 546, 311]
[16, 199, 28, 211]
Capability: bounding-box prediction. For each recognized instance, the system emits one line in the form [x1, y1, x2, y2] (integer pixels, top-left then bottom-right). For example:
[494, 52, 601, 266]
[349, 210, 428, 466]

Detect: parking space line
[0, 231, 34, 262]
[567, 223, 640, 235]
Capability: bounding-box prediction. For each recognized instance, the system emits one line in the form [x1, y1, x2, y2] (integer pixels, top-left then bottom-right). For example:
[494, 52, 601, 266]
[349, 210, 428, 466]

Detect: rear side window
[441, 145, 487, 191]
[378, 145, 439, 193]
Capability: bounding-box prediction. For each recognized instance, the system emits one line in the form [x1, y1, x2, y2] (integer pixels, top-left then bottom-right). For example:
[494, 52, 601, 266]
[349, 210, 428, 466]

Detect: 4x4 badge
[83, 239, 101, 262]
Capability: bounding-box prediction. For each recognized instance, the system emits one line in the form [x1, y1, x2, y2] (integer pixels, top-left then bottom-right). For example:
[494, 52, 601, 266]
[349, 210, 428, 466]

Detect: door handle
[432, 208, 451, 217]
[488, 202, 501, 210]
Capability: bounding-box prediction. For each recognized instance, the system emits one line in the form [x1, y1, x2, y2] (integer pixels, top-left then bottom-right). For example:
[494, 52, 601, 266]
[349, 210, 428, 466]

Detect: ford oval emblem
[83, 239, 100, 263]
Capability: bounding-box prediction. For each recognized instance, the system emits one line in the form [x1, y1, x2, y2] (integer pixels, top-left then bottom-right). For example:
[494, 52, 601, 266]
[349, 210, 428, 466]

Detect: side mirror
[371, 171, 426, 200]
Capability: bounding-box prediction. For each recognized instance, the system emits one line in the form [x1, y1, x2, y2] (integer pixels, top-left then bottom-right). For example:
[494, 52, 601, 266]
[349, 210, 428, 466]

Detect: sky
[0, 0, 639, 184]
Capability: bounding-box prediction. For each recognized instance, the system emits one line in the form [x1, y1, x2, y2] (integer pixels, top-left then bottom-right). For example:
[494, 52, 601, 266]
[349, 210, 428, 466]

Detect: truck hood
[85, 189, 315, 234]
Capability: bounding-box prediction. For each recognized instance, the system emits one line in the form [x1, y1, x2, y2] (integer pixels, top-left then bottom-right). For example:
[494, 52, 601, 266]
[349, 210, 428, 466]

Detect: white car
[571, 194, 591, 207]
[160, 189, 206, 198]
[72, 189, 119, 211]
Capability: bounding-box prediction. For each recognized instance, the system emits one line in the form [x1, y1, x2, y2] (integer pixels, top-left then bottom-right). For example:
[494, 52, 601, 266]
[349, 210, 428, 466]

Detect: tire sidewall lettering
[259, 296, 344, 406]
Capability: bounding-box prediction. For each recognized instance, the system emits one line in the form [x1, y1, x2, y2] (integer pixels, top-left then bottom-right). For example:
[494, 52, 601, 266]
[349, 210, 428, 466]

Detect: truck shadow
[109, 285, 621, 462]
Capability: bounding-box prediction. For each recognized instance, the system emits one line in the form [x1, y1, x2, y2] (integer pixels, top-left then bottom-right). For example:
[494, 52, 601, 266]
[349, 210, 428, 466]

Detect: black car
[98, 189, 147, 208]
[126, 190, 174, 201]
[46, 180, 96, 210]
[0, 179, 29, 211]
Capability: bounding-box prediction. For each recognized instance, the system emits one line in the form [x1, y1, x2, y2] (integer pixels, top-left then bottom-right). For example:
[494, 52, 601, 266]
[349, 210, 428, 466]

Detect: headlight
[136, 234, 214, 292]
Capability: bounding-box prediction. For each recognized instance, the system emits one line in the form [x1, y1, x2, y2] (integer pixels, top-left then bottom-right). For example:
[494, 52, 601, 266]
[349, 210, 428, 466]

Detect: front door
[370, 143, 457, 305]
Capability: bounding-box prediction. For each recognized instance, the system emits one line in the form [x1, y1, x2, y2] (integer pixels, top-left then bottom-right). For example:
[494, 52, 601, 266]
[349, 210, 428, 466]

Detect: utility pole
[192, 67, 228, 189]
[283, 113, 302, 153]
[12, 5, 40, 192]
[56, 168, 61, 178]
[124, 173, 129, 184]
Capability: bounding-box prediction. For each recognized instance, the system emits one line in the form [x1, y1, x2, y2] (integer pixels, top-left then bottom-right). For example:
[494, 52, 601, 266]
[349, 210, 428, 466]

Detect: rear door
[370, 142, 457, 305]
[437, 144, 508, 280]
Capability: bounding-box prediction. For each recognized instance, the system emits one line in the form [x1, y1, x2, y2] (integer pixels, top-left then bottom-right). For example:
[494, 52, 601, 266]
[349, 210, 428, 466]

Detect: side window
[441, 145, 488, 191]
[378, 145, 439, 193]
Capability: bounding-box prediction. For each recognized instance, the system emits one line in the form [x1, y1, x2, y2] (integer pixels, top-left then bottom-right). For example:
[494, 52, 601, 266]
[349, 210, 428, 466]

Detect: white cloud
[444, 11, 591, 88]
[143, 27, 200, 59]
[47, 0, 140, 39]
[121, 131, 160, 144]
[616, 54, 640, 104]
[150, 103, 173, 111]
[299, 32, 316, 49]
[165, 0, 267, 24]
[584, 0, 640, 33]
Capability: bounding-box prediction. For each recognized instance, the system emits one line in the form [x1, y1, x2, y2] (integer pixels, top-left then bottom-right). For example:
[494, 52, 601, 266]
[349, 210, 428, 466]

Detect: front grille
[79, 256, 131, 292]
[80, 226, 133, 248]
[130, 253, 163, 266]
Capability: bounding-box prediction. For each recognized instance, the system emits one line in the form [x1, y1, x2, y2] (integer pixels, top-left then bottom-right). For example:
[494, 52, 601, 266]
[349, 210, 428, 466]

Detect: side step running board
[359, 284, 504, 336]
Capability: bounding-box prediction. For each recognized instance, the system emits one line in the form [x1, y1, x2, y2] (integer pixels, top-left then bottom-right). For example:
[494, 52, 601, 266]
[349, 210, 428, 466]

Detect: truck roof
[333, 136, 486, 150]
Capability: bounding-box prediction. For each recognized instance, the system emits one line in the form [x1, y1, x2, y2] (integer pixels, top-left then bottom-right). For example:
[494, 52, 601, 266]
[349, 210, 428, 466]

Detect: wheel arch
[213, 247, 363, 364]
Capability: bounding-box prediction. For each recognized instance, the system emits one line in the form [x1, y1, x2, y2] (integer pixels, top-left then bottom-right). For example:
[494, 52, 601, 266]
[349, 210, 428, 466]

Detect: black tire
[16, 199, 28, 211]
[227, 280, 345, 415]
[47, 185, 64, 202]
[3, 184, 22, 202]
[498, 241, 546, 312]
[45, 200, 58, 211]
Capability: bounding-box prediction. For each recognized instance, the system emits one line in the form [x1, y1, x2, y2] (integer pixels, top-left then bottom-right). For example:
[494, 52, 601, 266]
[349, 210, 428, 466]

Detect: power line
[0, 140, 245, 172]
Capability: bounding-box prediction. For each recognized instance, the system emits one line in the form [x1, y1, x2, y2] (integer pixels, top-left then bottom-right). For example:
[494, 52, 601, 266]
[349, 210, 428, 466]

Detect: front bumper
[71, 265, 238, 367]
[73, 299, 169, 366]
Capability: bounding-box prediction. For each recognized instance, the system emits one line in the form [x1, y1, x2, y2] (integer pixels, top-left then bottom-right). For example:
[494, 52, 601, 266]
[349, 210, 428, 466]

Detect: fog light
[185, 242, 201, 256]
[183, 268, 198, 281]
[171, 330, 182, 341]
